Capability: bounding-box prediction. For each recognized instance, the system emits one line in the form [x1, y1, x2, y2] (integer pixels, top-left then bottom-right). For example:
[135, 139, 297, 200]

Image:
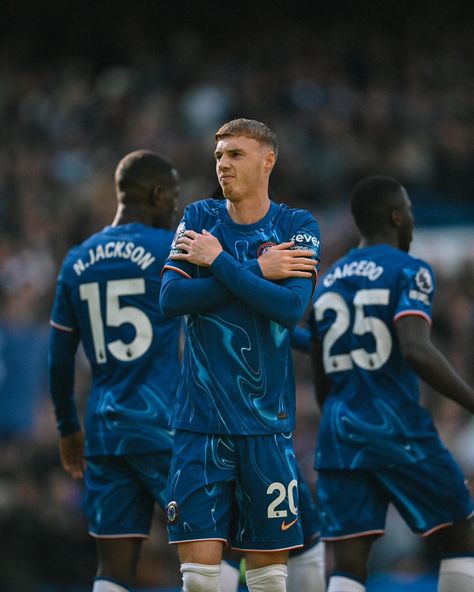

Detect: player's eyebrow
[214, 148, 246, 159]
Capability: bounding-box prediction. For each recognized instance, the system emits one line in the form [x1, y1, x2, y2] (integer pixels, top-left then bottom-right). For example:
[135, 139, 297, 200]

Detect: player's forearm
[160, 260, 264, 317]
[160, 272, 235, 317]
[403, 343, 474, 413]
[49, 329, 81, 436]
[210, 252, 312, 328]
[291, 326, 312, 353]
[50, 365, 81, 436]
[311, 340, 330, 408]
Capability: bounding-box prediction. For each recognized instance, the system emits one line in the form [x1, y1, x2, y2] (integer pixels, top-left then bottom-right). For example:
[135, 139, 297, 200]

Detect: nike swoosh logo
[281, 518, 298, 531]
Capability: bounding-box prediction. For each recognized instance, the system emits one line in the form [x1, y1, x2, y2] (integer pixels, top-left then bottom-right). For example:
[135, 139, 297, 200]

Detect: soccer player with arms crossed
[309, 175, 474, 592]
[49, 151, 182, 592]
[160, 118, 322, 592]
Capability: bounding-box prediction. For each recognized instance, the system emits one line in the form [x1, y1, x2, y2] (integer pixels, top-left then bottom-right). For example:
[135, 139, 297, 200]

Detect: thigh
[178, 540, 225, 565]
[292, 465, 320, 552]
[378, 450, 474, 536]
[328, 535, 378, 581]
[232, 433, 304, 552]
[166, 430, 235, 544]
[246, 550, 289, 570]
[84, 455, 154, 537]
[316, 469, 388, 540]
[127, 449, 172, 511]
[433, 516, 474, 555]
[96, 537, 143, 582]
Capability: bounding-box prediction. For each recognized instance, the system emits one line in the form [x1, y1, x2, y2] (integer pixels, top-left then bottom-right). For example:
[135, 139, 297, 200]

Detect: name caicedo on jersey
[323, 259, 384, 287]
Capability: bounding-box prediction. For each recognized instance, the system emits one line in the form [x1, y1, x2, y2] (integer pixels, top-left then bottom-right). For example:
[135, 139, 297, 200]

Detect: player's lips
[219, 175, 234, 182]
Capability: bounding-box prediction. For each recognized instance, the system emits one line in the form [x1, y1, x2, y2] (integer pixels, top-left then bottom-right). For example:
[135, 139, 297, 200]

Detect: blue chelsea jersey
[164, 199, 321, 436]
[50, 223, 181, 456]
[308, 244, 446, 469]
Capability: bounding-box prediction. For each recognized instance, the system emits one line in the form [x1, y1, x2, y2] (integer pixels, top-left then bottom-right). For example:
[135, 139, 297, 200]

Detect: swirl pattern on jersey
[86, 383, 174, 456]
[324, 398, 435, 469]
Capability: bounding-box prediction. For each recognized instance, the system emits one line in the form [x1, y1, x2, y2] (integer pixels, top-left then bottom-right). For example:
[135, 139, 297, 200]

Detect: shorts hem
[289, 534, 321, 556]
[89, 531, 149, 539]
[421, 509, 474, 537]
[168, 535, 228, 545]
[230, 542, 304, 552]
[321, 529, 385, 541]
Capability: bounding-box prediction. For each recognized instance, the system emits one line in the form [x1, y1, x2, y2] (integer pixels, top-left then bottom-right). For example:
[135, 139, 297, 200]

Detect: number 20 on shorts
[267, 479, 298, 522]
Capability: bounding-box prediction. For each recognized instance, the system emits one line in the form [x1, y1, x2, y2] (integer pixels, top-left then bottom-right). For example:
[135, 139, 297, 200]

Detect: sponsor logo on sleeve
[170, 221, 186, 255]
[408, 290, 430, 305]
[289, 233, 320, 249]
[415, 267, 433, 294]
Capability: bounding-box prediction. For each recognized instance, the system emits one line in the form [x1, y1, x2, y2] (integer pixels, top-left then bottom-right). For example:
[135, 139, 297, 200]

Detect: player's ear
[263, 150, 276, 174]
[150, 184, 162, 206]
[390, 209, 403, 228]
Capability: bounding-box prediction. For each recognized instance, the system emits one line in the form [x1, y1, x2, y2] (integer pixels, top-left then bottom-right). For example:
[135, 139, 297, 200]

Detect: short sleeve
[393, 262, 435, 325]
[162, 208, 197, 279]
[287, 211, 321, 274]
[50, 270, 78, 332]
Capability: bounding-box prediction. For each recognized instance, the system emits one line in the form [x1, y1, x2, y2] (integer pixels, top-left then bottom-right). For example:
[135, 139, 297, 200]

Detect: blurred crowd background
[0, 1, 473, 590]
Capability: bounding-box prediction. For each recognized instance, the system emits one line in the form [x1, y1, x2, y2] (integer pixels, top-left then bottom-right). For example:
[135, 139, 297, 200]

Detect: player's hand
[171, 229, 223, 267]
[258, 242, 318, 280]
[59, 431, 86, 479]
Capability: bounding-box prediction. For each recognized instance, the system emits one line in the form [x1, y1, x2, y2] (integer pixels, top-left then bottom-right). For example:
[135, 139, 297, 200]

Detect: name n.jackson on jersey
[50, 223, 181, 456]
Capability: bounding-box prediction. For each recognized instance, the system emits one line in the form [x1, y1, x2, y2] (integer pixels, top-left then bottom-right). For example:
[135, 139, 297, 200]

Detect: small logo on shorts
[281, 517, 298, 531]
[166, 501, 179, 525]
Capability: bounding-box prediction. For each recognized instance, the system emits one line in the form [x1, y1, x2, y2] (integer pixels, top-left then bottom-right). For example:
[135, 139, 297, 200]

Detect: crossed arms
[160, 230, 318, 328]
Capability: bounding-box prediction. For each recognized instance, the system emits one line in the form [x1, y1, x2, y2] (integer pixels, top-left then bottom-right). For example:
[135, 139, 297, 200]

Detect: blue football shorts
[84, 450, 172, 538]
[290, 466, 321, 557]
[166, 430, 304, 551]
[316, 449, 474, 540]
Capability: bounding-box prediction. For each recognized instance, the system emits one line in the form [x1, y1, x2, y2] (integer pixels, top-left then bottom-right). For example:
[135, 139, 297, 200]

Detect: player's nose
[217, 156, 231, 171]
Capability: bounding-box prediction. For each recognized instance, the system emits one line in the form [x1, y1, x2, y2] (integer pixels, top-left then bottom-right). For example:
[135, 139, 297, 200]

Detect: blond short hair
[215, 118, 278, 159]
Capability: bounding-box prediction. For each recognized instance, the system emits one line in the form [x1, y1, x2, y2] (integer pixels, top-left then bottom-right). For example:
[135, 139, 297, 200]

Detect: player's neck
[359, 235, 398, 249]
[112, 205, 151, 227]
[226, 194, 271, 225]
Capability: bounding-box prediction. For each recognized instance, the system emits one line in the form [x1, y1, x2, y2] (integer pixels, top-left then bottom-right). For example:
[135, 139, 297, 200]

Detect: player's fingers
[184, 230, 199, 239]
[293, 257, 317, 269]
[289, 249, 316, 258]
[292, 265, 316, 273]
[70, 454, 85, 479]
[175, 237, 192, 247]
[290, 257, 317, 266]
[70, 465, 84, 479]
[272, 241, 295, 250]
[61, 457, 77, 477]
[288, 271, 312, 277]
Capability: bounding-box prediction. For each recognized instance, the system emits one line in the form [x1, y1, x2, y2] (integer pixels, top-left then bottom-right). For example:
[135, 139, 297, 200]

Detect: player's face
[153, 169, 179, 229]
[398, 188, 414, 252]
[214, 136, 274, 201]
